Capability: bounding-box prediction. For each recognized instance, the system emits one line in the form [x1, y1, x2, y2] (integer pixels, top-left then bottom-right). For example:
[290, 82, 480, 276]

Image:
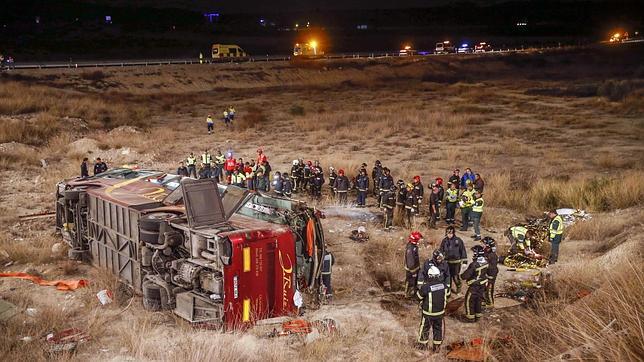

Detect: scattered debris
[446, 336, 512, 361]
[46, 328, 90, 354]
[266, 318, 338, 340]
[0, 299, 18, 321]
[0, 272, 89, 291]
[96, 290, 113, 305]
[18, 211, 56, 221]
[349, 226, 369, 242]
[556, 208, 591, 227]
[26, 307, 39, 317]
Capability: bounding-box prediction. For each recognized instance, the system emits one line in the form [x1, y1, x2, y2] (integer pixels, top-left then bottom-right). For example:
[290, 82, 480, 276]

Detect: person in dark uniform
[372, 160, 383, 197]
[418, 250, 451, 299]
[93, 157, 108, 175]
[328, 167, 338, 194]
[283, 172, 293, 198]
[481, 237, 499, 308]
[404, 231, 423, 298]
[461, 245, 488, 322]
[378, 168, 394, 208]
[177, 161, 189, 177]
[80, 157, 89, 178]
[382, 184, 396, 230]
[321, 248, 335, 303]
[415, 265, 448, 352]
[404, 183, 418, 229]
[355, 169, 369, 207]
[311, 168, 325, 199]
[333, 169, 350, 204]
[440, 226, 467, 294]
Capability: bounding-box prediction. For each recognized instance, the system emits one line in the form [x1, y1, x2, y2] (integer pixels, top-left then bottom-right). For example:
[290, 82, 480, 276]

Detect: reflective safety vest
[461, 190, 475, 208]
[549, 215, 564, 239]
[186, 156, 196, 166]
[223, 111, 229, 118]
[232, 173, 246, 184]
[215, 155, 225, 165]
[446, 188, 459, 203]
[201, 153, 211, 164]
[206, 116, 213, 124]
[472, 197, 484, 213]
[510, 226, 529, 248]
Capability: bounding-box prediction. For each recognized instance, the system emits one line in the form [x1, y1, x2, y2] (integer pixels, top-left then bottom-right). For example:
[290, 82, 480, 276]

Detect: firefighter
[404, 183, 418, 229]
[461, 245, 488, 322]
[186, 152, 197, 178]
[416, 265, 447, 352]
[224, 152, 236, 184]
[448, 169, 460, 188]
[333, 169, 350, 204]
[418, 250, 451, 299]
[273, 171, 284, 196]
[548, 209, 564, 264]
[372, 160, 383, 197]
[470, 191, 484, 241]
[328, 167, 338, 194]
[412, 176, 424, 213]
[93, 157, 108, 175]
[206, 114, 214, 134]
[291, 160, 301, 192]
[459, 182, 475, 231]
[302, 161, 312, 192]
[359, 162, 368, 175]
[321, 248, 335, 303]
[445, 182, 459, 225]
[378, 168, 394, 208]
[440, 226, 467, 294]
[201, 150, 212, 179]
[256, 148, 267, 165]
[283, 172, 293, 198]
[396, 180, 407, 224]
[428, 185, 440, 229]
[177, 161, 189, 177]
[404, 231, 423, 298]
[244, 162, 255, 190]
[382, 184, 396, 230]
[481, 237, 498, 308]
[435, 178, 445, 217]
[356, 168, 369, 207]
[80, 157, 89, 178]
[311, 168, 324, 199]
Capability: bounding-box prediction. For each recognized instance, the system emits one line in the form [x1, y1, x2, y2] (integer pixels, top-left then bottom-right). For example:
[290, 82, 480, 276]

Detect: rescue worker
[255, 170, 267, 191]
[213, 150, 225, 182]
[283, 172, 293, 198]
[224, 152, 236, 184]
[382, 184, 396, 230]
[404, 183, 418, 229]
[396, 179, 407, 224]
[256, 148, 267, 165]
[359, 162, 368, 175]
[470, 191, 484, 241]
[474, 173, 484, 193]
[177, 161, 189, 177]
[404, 231, 423, 298]
[321, 248, 335, 303]
[481, 237, 498, 308]
[291, 160, 301, 192]
[328, 167, 338, 194]
[302, 161, 313, 192]
[273, 171, 284, 196]
[228, 106, 235, 121]
[93, 157, 108, 175]
[548, 209, 564, 264]
[507, 226, 533, 256]
[201, 150, 212, 179]
[435, 178, 445, 217]
[231, 168, 246, 187]
[440, 226, 467, 294]
[428, 185, 440, 229]
[448, 169, 460, 188]
[460, 167, 476, 190]
[356, 169, 369, 207]
[333, 169, 350, 204]
[372, 160, 383, 197]
[186, 152, 197, 178]
[311, 168, 324, 199]
[459, 182, 475, 231]
[244, 162, 255, 190]
[262, 160, 272, 191]
[199, 52, 203, 64]
[445, 182, 459, 225]
[80, 157, 89, 178]
[412, 176, 424, 213]
[206, 114, 214, 134]
[415, 265, 447, 352]
[223, 109, 230, 127]
[378, 168, 394, 208]
[461, 245, 488, 322]
[418, 250, 451, 299]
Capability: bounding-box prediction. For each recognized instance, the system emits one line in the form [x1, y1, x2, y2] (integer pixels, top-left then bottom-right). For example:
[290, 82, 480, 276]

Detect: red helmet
[436, 177, 443, 186]
[338, 169, 345, 175]
[307, 160, 313, 166]
[413, 175, 421, 182]
[408, 231, 423, 244]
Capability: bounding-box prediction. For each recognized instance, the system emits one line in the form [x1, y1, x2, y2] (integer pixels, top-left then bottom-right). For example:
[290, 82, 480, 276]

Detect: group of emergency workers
[205, 107, 235, 133]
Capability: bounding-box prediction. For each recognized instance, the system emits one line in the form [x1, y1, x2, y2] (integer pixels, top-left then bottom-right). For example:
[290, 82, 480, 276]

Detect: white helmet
[427, 266, 440, 279]
[357, 226, 366, 233]
[292, 160, 299, 166]
[329, 166, 335, 171]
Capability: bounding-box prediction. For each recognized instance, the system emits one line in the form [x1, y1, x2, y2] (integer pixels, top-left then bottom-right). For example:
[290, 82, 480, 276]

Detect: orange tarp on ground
[0, 272, 89, 291]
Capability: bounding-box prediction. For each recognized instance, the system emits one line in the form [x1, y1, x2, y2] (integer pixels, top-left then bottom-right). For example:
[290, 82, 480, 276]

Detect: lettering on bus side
[278, 250, 293, 310]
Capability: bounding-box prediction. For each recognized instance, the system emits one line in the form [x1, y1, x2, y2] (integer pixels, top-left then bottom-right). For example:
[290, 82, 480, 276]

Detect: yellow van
[212, 44, 247, 59]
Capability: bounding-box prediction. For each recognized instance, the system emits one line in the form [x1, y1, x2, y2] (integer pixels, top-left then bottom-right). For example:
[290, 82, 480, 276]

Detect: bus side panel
[273, 232, 296, 317]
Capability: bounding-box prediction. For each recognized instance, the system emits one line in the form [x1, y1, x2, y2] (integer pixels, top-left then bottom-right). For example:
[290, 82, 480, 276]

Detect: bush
[236, 105, 268, 130]
[597, 80, 640, 101]
[289, 104, 305, 116]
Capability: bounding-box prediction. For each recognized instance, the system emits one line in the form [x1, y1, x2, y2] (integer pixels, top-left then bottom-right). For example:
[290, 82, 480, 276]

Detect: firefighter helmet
[292, 159, 299, 166]
[338, 169, 345, 175]
[358, 226, 366, 233]
[432, 249, 444, 263]
[408, 231, 423, 244]
[471, 245, 485, 258]
[426, 265, 440, 280]
[413, 175, 421, 182]
[436, 177, 443, 186]
[375, 160, 381, 166]
[307, 160, 312, 166]
[482, 236, 496, 248]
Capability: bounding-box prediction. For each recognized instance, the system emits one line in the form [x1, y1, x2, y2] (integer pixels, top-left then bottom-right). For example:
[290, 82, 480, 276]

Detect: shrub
[289, 104, 306, 116]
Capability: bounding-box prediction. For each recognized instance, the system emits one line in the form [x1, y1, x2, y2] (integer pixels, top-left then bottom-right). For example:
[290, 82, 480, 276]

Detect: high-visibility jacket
[186, 156, 197, 166]
[461, 189, 475, 208]
[415, 279, 447, 317]
[206, 116, 213, 124]
[472, 197, 484, 213]
[549, 215, 564, 240]
[215, 155, 225, 166]
[231, 173, 246, 185]
[201, 153, 211, 164]
[223, 111, 229, 118]
[446, 188, 459, 203]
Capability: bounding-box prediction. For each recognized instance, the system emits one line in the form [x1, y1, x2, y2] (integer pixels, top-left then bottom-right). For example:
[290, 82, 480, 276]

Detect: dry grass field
[0, 44, 642, 361]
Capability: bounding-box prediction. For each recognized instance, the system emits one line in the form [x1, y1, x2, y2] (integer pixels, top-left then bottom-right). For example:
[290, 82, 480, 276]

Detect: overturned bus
[55, 169, 325, 329]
